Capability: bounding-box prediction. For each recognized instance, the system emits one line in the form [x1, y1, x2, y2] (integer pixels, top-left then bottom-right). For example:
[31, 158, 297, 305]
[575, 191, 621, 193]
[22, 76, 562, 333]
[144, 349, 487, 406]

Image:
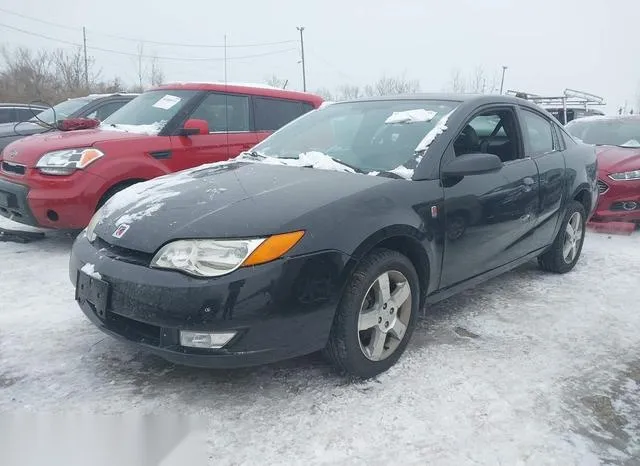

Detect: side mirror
[442, 153, 502, 177]
[179, 119, 209, 136]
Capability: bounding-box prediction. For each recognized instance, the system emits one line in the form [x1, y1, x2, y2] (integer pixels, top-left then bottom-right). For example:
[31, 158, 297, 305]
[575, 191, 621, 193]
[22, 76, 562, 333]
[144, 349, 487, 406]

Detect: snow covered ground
[1, 217, 639, 465]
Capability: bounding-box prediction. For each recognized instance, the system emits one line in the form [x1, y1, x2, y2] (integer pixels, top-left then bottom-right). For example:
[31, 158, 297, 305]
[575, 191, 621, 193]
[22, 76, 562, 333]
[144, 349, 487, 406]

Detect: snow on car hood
[100, 122, 164, 136]
[236, 151, 357, 173]
[94, 160, 392, 254]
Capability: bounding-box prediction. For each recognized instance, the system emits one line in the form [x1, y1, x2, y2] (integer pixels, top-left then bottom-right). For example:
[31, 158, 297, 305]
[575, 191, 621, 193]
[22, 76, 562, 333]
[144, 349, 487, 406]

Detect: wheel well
[574, 189, 591, 214]
[375, 236, 429, 308]
[97, 179, 146, 210]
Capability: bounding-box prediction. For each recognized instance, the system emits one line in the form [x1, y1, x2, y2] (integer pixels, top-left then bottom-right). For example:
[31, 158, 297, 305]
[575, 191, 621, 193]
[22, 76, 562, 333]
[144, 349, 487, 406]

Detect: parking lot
[0, 217, 638, 464]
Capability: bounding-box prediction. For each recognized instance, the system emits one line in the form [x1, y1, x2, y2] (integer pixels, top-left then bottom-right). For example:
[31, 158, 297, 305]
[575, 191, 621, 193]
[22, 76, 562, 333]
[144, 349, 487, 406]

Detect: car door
[518, 107, 567, 250]
[439, 105, 541, 288]
[169, 92, 258, 171]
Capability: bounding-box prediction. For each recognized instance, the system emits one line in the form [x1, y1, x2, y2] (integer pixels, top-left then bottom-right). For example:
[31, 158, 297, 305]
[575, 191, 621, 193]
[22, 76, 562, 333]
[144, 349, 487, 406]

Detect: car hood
[596, 145, 640, 174]
[95, 161, 391, 254]
[1, 127, 154, 167]
[0, 121, 47, 139]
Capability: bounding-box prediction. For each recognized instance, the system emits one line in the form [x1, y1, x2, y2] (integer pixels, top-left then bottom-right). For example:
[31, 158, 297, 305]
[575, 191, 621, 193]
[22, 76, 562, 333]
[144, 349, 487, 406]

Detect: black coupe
[70, 94, 598, 378]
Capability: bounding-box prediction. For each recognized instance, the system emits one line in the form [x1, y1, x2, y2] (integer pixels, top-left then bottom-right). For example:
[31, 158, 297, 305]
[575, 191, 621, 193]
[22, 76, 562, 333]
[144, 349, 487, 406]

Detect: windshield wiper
[240, 150, 267, 159]
[326, 156, 364, 173]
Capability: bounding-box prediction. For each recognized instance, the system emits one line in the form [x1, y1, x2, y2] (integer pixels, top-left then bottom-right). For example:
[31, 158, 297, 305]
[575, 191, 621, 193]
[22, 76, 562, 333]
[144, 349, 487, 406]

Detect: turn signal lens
[241, 230, 305, 267]
[77, 149, 104, 168]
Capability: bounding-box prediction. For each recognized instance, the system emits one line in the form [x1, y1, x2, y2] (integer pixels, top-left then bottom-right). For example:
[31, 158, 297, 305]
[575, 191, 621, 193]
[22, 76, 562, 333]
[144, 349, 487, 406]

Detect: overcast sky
[1, 0, 638, 113]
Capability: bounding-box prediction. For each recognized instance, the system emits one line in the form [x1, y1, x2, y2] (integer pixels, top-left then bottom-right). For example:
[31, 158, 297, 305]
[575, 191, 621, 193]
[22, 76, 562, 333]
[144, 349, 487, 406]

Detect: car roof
[152, 82, 324, 105]
[338, 93, 543, 107]
[567, 114, 640, 123]
[0, 103, 48, 108]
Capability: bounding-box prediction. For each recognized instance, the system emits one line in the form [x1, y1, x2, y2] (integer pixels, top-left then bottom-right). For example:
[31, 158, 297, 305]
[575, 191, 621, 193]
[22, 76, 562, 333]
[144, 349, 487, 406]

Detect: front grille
[1, 161, 26, 176]
[107, 312, 162, 346]
[94, 236, 153, 266]
[597, 180, 609, 194]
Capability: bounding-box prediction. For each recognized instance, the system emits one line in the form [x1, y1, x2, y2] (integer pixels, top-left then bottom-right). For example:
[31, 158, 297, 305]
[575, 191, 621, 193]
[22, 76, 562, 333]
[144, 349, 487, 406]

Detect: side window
[0, 108, 14, 124]
[93, 101, 127, 121]
[17, 108, 37, 121]
[454, 109, 520, 163]
[190, 93, 250, 132]
[254, 97, 307, 131]
[521, 109, 554, 156]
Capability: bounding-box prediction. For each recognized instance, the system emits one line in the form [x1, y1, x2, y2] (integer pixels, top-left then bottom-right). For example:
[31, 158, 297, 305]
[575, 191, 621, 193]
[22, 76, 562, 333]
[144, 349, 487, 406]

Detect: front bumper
[70, 233, 351, 368]
[0, 177, 38, 226]
[0, 170, 106, 229]
[593, 178, 640, 223]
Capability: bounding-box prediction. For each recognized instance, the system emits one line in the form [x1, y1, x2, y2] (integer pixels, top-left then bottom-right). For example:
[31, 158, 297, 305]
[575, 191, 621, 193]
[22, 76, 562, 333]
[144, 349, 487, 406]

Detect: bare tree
[265, 74, 287, 89]
[51, 47, 102, 97]
[132, 43, 146, 93]
[337, 84, 361, 100]
[149, 55, 164, 87]
[469, 66, 487, 94]
[314, 87, 335, 101]
[363, 74, 420, 97]
[0, 46, 56, 102]
[0, 46, 126, 104]
[449, 68, 466, 93]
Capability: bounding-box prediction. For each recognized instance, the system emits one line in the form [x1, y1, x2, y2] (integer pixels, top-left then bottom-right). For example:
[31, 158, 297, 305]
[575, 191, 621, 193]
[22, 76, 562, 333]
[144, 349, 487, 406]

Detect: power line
[0, 23, 297, 61]
[0, 7, 297, 48]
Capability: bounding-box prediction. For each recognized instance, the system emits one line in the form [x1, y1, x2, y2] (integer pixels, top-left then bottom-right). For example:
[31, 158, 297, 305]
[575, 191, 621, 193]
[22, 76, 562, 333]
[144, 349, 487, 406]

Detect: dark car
[0, 93, 137, 152]
[0, 103, 48, 124]
[565, 115, 640, 225]
[69, 94, 598, 378]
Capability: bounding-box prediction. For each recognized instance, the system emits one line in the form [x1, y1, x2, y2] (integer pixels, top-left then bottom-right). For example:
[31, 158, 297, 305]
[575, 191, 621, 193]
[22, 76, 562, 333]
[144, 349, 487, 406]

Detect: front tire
[538, 200, 586, 274]
[324, 248, 420, 379]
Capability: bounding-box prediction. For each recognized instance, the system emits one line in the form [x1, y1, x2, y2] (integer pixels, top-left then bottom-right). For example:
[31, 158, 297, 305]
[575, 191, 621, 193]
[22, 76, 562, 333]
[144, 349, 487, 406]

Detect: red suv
[0, 83, 323, 229]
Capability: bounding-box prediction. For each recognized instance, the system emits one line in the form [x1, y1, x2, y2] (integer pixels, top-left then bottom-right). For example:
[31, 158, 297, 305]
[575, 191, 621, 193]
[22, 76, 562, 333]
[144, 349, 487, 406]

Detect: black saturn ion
[70, 94, 597, 378]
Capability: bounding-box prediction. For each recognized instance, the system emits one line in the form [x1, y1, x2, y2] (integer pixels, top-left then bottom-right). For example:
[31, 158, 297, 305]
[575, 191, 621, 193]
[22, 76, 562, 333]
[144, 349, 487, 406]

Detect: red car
[0, 83, 323, 229]
[565, 115, 640, 225]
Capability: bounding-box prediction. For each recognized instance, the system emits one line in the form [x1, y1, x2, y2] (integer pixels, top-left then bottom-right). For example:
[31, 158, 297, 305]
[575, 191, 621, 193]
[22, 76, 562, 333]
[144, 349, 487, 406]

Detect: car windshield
[566, 118, 640, 148]
[29, 98, 91, 125]
[249, 99, 459, 174]
[101, 89, 198, 135]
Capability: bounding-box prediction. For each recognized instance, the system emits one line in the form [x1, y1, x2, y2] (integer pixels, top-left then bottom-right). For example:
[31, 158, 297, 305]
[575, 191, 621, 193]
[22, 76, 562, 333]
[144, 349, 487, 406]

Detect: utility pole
[82, 26, 89, 88]
[297, 26, 306, 92]
[224, 34, 227, 84]
[499, 65, 508, 95]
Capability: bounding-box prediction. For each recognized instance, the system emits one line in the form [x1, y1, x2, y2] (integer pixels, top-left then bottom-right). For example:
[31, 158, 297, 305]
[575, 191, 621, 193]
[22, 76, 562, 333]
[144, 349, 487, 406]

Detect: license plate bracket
[76, 270, 111, 320]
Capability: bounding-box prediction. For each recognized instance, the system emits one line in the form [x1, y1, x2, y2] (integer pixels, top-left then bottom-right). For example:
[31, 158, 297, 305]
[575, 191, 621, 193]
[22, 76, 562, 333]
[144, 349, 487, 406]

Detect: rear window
[253, 97, 314, 131]
[566, 118, 640, 147]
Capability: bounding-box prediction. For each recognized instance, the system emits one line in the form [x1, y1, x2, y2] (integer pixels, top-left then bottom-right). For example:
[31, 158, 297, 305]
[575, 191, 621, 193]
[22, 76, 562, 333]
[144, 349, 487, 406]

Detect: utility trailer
[506, 88, 606, 124]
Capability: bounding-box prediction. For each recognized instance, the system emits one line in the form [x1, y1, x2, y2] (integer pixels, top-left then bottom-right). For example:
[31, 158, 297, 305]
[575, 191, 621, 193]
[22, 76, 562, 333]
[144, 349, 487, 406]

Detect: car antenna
[224, 34, 230, 161]
[12, 100, 56, 137]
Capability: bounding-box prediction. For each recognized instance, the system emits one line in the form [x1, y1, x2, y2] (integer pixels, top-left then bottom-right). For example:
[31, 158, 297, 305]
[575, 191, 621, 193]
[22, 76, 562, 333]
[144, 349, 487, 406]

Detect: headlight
[85, 206, 105, 242]
[150, 231, 305, 277]
[36, 148, 104, 175]
[609, 170, 640, 181]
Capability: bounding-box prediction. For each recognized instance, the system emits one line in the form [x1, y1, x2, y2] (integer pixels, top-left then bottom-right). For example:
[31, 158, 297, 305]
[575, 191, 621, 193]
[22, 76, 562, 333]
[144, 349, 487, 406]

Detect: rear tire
[538, 200, 586, 274]
[324, 248, 420, 379]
